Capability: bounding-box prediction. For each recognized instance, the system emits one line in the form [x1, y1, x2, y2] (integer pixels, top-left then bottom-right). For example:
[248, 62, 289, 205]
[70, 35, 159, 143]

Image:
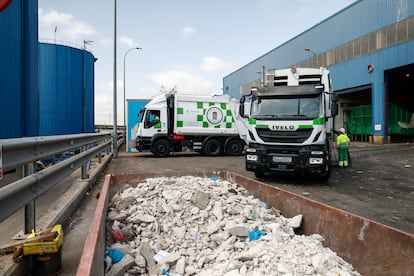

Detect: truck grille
[255, 128, 313, 143]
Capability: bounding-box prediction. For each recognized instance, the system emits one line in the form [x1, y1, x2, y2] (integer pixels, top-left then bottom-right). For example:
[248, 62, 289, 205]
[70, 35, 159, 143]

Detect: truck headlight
[309, 157, 323, 164]
[246, 148, 257, 153]
[246, 154, 258, 161]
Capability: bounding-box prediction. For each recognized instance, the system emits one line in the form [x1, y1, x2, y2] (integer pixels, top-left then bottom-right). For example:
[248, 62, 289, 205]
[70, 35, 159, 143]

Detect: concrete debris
[105, 176, 360, 275]
[106, 254, 134, 276]
[288, 214, 303, 229]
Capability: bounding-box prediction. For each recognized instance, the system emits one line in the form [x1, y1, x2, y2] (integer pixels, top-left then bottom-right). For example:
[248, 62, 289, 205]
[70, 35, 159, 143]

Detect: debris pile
[105, 176, 360, 276]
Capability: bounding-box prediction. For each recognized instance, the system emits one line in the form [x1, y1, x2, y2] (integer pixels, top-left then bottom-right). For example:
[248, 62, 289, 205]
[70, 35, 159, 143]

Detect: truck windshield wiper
[253, 115, 280, 119]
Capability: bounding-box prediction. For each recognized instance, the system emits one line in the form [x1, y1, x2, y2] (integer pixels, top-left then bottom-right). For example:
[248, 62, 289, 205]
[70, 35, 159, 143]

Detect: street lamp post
[123, 47, 141, 148]
[113, 0, 118, 158]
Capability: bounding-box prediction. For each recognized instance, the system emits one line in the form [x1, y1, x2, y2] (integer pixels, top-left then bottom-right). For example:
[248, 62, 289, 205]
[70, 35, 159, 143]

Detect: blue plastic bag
[248, 229, 267, 241]
[107, 248, 124, 263]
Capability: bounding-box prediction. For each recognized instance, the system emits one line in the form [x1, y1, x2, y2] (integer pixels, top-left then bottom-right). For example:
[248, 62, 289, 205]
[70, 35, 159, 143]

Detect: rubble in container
[105, 176, 360, 276]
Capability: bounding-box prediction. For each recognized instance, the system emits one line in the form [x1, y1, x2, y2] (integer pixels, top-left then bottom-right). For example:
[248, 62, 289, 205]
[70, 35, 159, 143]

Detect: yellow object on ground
[23, 224, 63, 256]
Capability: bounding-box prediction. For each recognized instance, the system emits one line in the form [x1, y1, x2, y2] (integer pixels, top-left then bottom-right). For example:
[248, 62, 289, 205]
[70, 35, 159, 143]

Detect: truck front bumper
[245, 145, 329, 176]
[136, 136, 152, 152]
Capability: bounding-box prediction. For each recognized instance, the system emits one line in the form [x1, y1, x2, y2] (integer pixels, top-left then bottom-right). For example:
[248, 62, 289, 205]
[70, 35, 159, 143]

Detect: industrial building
[223, 0, 414, 144]
[0, 0, 96, 139]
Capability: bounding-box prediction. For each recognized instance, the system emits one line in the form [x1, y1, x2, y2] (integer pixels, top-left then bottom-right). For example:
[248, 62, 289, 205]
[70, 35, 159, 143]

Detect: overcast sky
[38, 0, 356, 125]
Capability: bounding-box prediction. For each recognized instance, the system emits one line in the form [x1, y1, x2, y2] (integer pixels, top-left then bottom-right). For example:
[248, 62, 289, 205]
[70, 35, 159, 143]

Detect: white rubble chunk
[162, 190, 180, 200]
[134, 254, 146, 267]
[175, 256, 186, 274]
[106, 254, 134, 276]
[288, 214, 303, 228]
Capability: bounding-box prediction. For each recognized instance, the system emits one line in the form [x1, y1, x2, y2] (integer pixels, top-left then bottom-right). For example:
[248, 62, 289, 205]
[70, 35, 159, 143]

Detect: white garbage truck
[135, 93, 248, 157]
[239, 67, 338, 179]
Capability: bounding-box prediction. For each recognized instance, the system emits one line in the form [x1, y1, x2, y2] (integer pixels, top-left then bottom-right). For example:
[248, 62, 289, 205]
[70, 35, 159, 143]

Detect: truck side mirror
[239, 96, 247, 118]
[239, 103, 246, 117]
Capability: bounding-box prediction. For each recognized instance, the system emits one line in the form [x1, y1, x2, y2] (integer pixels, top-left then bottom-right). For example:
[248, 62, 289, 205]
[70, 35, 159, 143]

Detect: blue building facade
[223, 0, 414, 143]
[126, 99, 150, 152]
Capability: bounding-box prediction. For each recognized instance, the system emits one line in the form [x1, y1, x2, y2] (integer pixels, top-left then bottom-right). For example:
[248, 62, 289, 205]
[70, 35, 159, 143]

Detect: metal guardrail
[1, 133, 111, 171]
[0, 133, 114, 225]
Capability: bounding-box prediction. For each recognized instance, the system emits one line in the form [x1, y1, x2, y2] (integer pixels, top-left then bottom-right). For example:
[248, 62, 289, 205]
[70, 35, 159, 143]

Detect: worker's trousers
[338, 143, 349, 167]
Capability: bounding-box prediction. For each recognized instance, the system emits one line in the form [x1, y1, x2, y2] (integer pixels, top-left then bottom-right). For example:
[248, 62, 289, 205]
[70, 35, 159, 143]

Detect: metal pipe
[260, 65, 265, 88]
[123, 47, 141, 149]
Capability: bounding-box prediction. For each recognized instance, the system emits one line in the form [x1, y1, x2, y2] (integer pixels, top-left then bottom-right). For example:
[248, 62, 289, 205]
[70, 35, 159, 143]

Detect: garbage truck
[239, 66, 338, 179]
[135, 93, 248, 157]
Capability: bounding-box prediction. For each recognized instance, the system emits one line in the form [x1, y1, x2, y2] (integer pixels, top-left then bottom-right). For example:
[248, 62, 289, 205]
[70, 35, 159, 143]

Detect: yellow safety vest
[336, 134, 350, 145]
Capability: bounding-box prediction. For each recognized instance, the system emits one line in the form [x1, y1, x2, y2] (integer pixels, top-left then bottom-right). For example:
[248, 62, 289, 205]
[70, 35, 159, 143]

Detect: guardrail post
[81, 146, 88, 179]
[24, 163, 36, 233]
[98, 148, 102, 163]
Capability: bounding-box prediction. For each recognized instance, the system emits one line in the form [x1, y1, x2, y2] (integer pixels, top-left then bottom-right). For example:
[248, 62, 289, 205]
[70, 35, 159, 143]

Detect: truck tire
[225, 138, 244, 156]
[204, 138, 223, 156]
[319, 162, 331, 180]
[255, 171, 265, 178]
[319, 147, 332, 180]
[151, 139, 170, 157]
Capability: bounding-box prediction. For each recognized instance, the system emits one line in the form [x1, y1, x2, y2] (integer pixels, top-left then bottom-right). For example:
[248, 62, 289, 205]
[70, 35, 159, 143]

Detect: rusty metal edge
[78, 171, 414, 276]
[76, 174, 111, 276]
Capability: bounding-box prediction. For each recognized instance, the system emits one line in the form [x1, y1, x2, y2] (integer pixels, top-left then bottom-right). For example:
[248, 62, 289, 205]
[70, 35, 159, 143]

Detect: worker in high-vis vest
[336, 127, 351, 167]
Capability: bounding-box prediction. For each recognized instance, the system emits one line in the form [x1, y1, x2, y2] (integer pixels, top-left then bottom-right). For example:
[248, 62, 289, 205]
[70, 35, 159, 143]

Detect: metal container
[77, 172, 414, 276]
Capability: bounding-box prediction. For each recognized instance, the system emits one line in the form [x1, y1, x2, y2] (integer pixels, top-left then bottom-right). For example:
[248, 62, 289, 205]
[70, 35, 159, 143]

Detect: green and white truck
[135, 93, 248, 157]
[240, 67, 338, 179]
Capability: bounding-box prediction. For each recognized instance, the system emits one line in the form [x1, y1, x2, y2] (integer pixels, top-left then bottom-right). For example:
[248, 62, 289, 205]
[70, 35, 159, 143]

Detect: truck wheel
[255, 171, 265, 178]
[319, 141, 332, 180]
[204, 139, 223, 156]
[319, 155, 332, 180]
[319, 164, 331, 180]
[151, 139, 170, 157]
[225, 138, 244, 156]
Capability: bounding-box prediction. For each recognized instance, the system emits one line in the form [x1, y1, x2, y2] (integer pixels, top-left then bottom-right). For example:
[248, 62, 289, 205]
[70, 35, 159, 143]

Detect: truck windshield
[251, 95, 321, 119]
[138, 108, 146, 123]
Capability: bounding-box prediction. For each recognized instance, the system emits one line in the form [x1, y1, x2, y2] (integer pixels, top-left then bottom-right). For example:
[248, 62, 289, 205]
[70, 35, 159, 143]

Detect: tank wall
[0, 0, 38, 138]
[39, 43, 95, 135]
[83, 53, 95, 133]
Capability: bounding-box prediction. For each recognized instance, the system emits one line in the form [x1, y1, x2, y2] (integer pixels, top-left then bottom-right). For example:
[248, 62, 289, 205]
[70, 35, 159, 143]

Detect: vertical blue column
[22, 0, 39, 137]
[370, 66, 385, 142]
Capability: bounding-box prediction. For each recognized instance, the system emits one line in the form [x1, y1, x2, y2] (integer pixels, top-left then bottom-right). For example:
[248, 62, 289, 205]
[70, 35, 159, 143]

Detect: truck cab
[240, 67, 338, 179]
[136, 94, 169, 155]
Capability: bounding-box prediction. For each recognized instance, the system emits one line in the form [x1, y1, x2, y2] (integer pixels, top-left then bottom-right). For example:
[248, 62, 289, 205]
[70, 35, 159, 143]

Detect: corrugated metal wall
[39, 43, 95, 135]
[223, 0, 414, 98]
[222, 0, 414, 140]
[0, 0, 39, 139]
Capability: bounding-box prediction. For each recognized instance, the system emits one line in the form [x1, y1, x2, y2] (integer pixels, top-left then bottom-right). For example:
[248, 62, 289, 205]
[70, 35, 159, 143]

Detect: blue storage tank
[0, 0, 39, 139]
[39, 43, 96, 135]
